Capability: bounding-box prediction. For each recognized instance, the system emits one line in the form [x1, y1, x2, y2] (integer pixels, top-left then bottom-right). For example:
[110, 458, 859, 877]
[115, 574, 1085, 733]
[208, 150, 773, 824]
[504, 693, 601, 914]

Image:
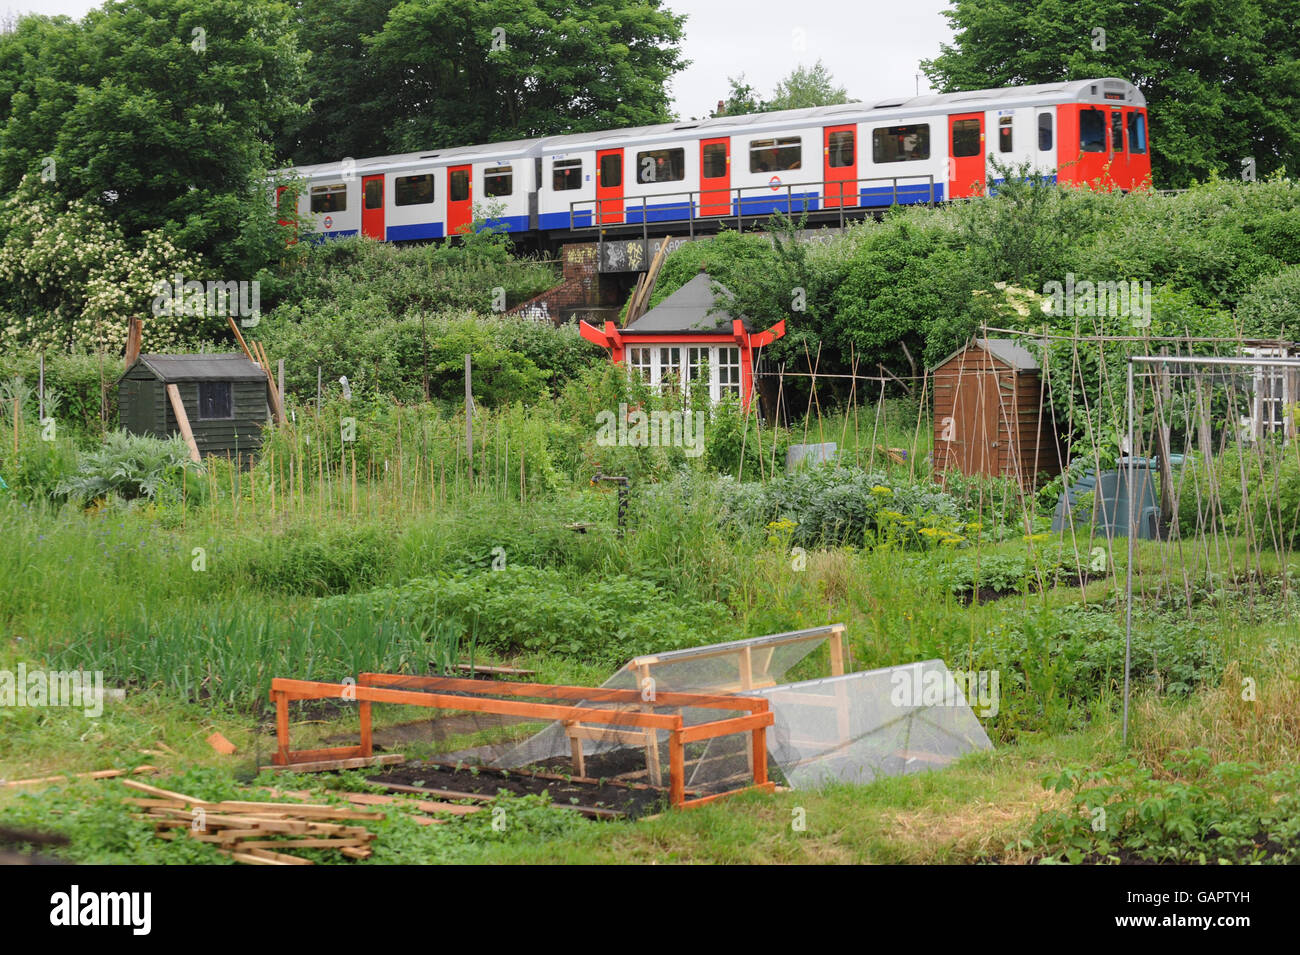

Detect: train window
[484, 166, 513, 197]
[637, 148, 685, 183]
[553, 158, 582, 191]
[1110, 111, 1124, 151]
[599, 153, 622, 188]
[449, 169, 470, 202]
[702, 142, 727, 178]
[394, 174, 434, 206]
[1079, 109, 1106, 152]
[1038, 113, 1053, 150]
[998, 116, 1013, 153]
[1127, 112, 1147, 154]
[750, 137, 802, 173]
[951, 120, 981, 158]
[309, 183, 347, 213]
[872, 124, 931, 163]
[827, 131, 855, 167]
[364, 179, 382, 209]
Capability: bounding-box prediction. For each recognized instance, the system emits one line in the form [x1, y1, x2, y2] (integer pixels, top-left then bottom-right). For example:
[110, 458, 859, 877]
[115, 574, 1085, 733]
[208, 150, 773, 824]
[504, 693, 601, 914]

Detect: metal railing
[567, 174, 937, 268]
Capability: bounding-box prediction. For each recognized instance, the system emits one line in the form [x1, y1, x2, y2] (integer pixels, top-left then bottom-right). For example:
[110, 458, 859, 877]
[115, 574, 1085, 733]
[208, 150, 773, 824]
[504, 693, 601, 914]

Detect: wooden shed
[118, 353, 269, 464]
[931, 338, 1061, 488]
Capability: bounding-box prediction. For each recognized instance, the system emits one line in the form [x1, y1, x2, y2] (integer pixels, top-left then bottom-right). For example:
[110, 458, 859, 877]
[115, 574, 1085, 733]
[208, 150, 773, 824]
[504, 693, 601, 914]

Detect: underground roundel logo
[769, 175, 781, 191]
[324, 215, 333, 229]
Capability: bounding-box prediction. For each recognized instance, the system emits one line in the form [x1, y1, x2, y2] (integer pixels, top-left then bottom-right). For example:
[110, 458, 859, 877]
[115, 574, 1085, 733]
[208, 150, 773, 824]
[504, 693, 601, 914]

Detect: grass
[2, 405, 1298, 864]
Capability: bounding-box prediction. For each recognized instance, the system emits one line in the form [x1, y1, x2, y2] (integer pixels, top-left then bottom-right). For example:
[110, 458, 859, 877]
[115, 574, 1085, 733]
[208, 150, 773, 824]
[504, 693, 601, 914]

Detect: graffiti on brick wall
[518, 301, 551, 324]
[600, 236, 689, 273]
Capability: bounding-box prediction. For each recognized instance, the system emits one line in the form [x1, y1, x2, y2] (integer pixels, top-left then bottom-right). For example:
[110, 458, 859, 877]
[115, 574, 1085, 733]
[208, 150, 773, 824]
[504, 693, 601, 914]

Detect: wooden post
[274, 690, 290, 765]
[278, 359, 285, 409]
[751, 713, 768, 786]
[464, 354, 473, 485]
[165, 383, 201, 464]
[669, 730, 685, 807]
[828, 624, 846, 676]
[359, 701, 373, 757]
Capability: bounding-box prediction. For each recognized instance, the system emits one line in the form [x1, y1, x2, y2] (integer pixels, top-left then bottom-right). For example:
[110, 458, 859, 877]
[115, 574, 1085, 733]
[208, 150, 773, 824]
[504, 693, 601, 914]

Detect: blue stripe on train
[859, 184, 944, 206]
[735, 191, 820, 216]
[387, 222, 445, 241]
[626, 200, 698, 224]
[306, 229, 359, 244]
[479, 214, 530, 233]
[539, 210, 594, 230]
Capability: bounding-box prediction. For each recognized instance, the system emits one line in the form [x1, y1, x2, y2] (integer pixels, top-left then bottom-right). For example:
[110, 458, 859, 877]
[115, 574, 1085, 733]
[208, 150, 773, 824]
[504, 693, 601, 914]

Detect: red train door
[699, 138, 730, 216]
[1108, 106, 1128, 189]
[948, 112, 986, 198]
[275, 186, 298, 245]
[447, 164, 473, 236]
[596, 149, 623, 224]
[822, 125, 857, 208]
[361, 175, 384, 240]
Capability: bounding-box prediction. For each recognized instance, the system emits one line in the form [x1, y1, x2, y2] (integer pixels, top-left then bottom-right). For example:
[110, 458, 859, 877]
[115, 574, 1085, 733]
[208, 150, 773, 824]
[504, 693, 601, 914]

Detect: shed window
[827, 130, 855, 167]
[1079, 109, 1106, 152]
[637, 148, 686, 183]
[750, 137, 802, 173]
[1038, 113, 1053, 150]
[395, 174, 434, 206]
[998, 116, 1013, 153]
[873, 124, 931, 163]
[198, 381, 232, 420]
[553, 159, 582, 191]
[484, 166, 513, 197]
[309, 183, 346, 213]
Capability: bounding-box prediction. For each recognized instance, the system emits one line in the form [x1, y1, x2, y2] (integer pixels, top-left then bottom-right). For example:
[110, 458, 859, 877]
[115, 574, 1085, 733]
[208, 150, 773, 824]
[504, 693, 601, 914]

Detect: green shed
[118, 353, 270, 464]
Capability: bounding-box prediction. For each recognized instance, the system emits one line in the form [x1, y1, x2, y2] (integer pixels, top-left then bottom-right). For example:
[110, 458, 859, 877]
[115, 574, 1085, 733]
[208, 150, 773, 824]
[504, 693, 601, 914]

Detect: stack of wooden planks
[123, 779, 383, 865]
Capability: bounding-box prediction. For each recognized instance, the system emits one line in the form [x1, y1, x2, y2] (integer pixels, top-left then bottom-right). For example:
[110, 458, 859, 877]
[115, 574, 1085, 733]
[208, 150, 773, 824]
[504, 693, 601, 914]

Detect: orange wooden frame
[269, 674, 775, 809]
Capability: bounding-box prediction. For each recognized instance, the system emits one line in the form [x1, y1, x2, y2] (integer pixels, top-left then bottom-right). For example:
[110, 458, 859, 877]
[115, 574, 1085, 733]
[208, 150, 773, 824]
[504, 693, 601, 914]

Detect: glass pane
[364, 180, 382, 209]
[1111, 111, 1124, 151]
[636, 148, 686, 183]
[599, 154, 622, 188]
[309, 184, 346, 213]
[998, 116, 1013, 153]
[1080, 109, 1106, 152]
[828, 130, 855, 168]
[702, 143, 727, 179]
[1038, 113, 1053, 151]
[951, 119, 981, 158]
[395, 174, 434, 206]
[1127, 112, 1147, 154]
[484, 167, 512, 197]
[872, 124, 930, 163]
[749, 138, 802, 173]
[449, 169, 470, 202]
[553, 160, 582, 191]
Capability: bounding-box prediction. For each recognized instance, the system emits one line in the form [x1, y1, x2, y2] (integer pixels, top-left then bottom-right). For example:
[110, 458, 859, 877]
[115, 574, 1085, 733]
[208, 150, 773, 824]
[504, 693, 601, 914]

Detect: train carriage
[273, 77, 1149, 244]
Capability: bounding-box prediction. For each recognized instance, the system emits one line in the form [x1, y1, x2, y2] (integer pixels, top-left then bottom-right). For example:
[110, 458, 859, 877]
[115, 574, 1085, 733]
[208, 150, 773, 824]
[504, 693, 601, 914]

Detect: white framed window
[1246, 346, 1290, 439]
[629, 344, 745, 402]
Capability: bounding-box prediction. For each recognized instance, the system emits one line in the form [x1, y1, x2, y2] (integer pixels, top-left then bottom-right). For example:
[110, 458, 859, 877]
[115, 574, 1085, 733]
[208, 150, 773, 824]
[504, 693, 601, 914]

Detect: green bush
[54, 430, 203, 505]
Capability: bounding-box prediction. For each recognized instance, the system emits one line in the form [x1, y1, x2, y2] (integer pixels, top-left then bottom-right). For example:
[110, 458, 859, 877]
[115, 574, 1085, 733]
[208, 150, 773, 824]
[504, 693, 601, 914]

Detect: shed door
[948, 112, 985, 198]
[361, 175, 385, 240]
[822, 125, 857, 208]
[699, 137, 730, 216]
[952, 368, 1000, 476]
[121, 379, 156, 435]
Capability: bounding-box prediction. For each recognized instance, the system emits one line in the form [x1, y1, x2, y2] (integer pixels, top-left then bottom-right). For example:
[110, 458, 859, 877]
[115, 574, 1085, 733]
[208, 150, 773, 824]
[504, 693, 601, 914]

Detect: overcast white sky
[7, 0, 954, 119]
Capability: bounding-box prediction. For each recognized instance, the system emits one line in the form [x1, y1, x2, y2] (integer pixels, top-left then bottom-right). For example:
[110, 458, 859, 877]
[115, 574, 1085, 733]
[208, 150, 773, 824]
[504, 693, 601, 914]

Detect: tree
[766, 60, 851, 111]
[356, 0, 687, 155]
[921, 0, 1300, 188]
[0, 0, 308, 275]
[712, 60, 852, 117]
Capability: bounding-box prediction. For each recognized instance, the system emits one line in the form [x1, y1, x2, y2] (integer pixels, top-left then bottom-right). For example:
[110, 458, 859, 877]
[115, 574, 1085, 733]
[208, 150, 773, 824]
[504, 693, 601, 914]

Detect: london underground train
[274, 77, 1149, 243]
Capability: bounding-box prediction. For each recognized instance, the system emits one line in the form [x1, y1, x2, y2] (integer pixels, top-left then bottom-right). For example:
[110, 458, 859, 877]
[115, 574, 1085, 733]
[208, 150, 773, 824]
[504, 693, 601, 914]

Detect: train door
[596, 148, 624, 224]
[822, 125, 857, 208]
[948, 112, 986, 198]
[447, 164, 473, 236]
[361, 175, 385, 240]
[1108, 106, 1128, 189]
[275, 186, 298, 245]
[699, 137, 730, 216]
